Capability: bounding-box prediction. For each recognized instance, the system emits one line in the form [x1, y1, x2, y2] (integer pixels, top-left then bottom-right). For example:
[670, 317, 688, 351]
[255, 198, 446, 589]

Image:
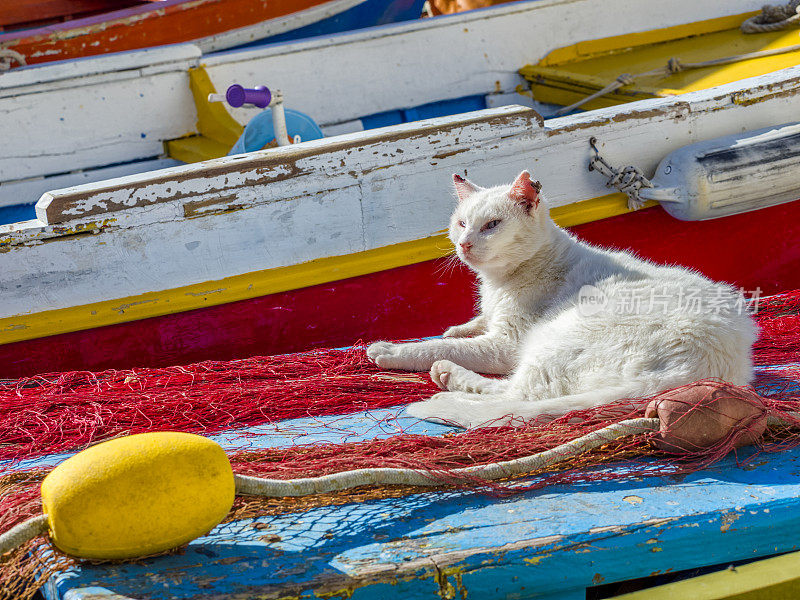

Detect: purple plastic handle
[225, 84, 272, 108]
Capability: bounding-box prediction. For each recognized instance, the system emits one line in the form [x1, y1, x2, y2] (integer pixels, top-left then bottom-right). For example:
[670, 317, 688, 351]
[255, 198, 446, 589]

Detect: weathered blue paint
[63, 588, 133, 600]
[37, 405, 800, 600]
[360, 94, 488, 130]
[0, 203, 36, 224]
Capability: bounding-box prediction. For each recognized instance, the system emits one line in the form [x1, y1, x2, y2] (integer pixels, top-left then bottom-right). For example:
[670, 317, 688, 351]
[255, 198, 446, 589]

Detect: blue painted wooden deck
[30, 402, 800, 600]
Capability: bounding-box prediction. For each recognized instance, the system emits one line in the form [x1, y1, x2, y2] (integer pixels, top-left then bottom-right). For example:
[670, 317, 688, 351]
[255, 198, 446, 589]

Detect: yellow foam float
[41, 431, 235, 559]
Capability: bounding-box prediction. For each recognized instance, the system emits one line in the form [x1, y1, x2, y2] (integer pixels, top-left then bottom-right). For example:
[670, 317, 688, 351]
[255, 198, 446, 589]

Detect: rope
[552, 42, 800, 116]
[0, 515, 47, 556]
[587, 137, 654, 210]
[0, 49, 26, 72]
[233, 418, 660, 497]
[741, 0, 800, 33]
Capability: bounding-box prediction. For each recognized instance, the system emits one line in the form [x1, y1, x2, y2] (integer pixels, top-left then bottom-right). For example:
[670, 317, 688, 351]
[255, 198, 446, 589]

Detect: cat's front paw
[367, 341, 439, 371]
[366, 341, 399, 367]
[367, 341, 423, 370]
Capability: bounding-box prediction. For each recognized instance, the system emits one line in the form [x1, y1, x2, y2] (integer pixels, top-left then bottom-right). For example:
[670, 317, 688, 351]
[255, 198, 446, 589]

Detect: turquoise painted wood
[32, 404, 800, 600]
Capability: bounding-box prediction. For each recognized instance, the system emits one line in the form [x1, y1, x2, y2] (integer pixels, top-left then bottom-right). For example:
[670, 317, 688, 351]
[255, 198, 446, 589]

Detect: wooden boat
[0, 0, 782, 223]
[0, 0, 425, 68]
[1, 65, 799, 377]
[519, 8, 800, 113]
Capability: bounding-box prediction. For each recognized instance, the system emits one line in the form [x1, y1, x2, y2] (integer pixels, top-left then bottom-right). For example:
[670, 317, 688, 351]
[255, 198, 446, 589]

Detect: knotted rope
[552, 43, 800, 116]
[587, 137, 654, 210]
[0, 50, 26, 72]
[741, 0, 800, 33]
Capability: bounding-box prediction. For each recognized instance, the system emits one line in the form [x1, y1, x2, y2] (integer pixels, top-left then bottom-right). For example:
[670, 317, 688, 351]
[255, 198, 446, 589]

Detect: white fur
[367, 172, 757, 428]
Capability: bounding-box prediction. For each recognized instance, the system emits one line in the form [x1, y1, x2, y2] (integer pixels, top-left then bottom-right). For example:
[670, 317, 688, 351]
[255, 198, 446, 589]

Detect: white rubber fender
[641, 122, 800, 221]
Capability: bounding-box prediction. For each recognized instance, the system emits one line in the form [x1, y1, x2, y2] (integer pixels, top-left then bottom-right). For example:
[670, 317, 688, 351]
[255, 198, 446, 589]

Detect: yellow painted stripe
[551, 194, 655, 228]
[538, 12, 759, 66]
[615, 548, 800, 599]
[0, 193, 641, 346]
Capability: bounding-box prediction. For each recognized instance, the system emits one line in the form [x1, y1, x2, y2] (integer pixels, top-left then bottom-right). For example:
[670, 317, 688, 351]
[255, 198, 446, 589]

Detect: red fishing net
[0, 347, 436, 466]
[2, 290, 800, 598]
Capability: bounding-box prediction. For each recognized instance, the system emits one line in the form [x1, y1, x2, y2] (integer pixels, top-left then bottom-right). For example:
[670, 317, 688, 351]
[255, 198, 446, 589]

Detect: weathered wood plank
[0, 158, 181, 210]
[0, 67, 198, 182]
[0, 44, 200, 93]
[35, 106, 543, 224]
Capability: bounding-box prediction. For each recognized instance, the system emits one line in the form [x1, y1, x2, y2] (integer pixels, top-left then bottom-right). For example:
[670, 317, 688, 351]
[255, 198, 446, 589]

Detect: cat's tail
[408, 384, 654, 429]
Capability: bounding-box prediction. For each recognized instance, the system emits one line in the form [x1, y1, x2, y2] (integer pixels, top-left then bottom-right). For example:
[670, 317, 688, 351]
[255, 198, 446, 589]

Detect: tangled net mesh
[2, 290, 800, 598]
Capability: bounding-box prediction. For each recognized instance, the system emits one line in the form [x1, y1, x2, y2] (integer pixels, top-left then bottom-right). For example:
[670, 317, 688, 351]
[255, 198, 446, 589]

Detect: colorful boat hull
[0, 0, 424, 67]
[2, 200, 800, 379]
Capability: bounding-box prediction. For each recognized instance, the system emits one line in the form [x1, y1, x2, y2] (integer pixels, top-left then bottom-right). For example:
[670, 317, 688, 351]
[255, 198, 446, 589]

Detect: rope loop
[0, 49, 26, 72]
[666, 57, 684, 74]
[588, 137, 653, 210]
[616, 73, 636, 86]
[0, 514, 48, 556]
[741, 0, 800, 32]
[234, 418, 661, 497]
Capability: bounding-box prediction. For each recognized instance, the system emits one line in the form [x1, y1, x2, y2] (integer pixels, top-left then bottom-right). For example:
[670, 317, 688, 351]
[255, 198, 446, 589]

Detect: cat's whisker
[434, 253, 461, 278]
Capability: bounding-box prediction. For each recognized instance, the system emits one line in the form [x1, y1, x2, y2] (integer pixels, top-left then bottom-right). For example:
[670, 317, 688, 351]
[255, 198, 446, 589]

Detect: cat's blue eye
[482, 219, 501, 231]
[458, 220, 466, 228]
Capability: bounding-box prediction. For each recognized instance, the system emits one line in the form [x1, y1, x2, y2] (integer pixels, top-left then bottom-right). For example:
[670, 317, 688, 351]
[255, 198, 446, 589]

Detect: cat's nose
[459, 241, 473, 252]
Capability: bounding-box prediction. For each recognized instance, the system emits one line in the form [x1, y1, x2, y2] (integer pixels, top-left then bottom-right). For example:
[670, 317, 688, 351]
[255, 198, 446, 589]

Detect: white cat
[367, 171, 757, 428]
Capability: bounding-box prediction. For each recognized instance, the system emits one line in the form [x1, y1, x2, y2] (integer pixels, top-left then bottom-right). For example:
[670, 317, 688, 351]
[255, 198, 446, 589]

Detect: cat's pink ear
[509, 171, 542, 212]
[453, 174, 480, 202]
